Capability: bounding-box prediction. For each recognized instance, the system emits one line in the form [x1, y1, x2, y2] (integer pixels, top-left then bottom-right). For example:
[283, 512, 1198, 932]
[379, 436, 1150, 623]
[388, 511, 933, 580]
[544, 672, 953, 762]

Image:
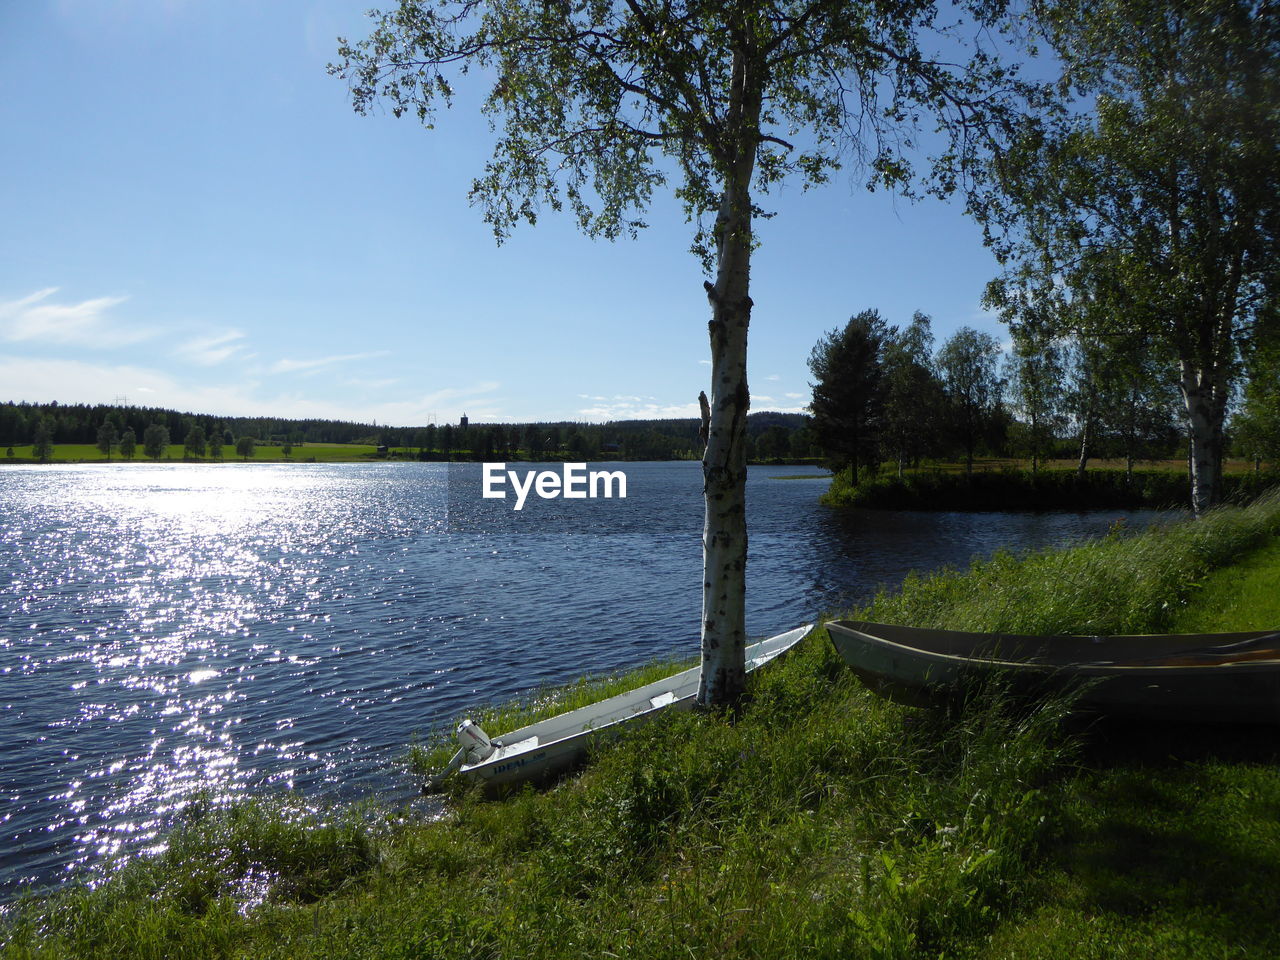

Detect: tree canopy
[983, 0, 1280, 513]
[1003, 328, 1062, 473]
[882, 312, 943, 475]
[937, 326, 1005, 475]
[334, 0, 1034, 704]
[808, 309, 887, 477]
[143, 423, 169, 461]
[32, 418, 53, 463]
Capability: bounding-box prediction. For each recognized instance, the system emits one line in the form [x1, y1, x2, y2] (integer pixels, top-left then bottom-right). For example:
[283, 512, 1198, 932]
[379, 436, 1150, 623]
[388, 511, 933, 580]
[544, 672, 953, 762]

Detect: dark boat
[826, 619, 1280, 723]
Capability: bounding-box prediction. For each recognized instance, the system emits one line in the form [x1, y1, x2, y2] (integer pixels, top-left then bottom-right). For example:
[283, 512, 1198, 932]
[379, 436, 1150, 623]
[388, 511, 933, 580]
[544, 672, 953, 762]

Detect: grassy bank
[5, 493, 1280, 959]
[823, 465, 1280, 512]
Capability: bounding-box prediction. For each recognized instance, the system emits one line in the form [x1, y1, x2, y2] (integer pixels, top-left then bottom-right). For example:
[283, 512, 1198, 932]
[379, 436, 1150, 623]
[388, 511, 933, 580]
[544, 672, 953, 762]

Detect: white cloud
[0, 357, 500, 427]
[765, 374, 780, 381]
[577, 396, 702, 421]
[343, 376, 401, 390]
[0, 288, 153, 348]
[750, 394, 809, 414]
[0, 356, 261, 414]
[754, 402, 808, 413]
[172, 330, 247, 366]
[270, 350, 392, 375]
[698, 359, 711, 365]
[576, 388, 809, 421]
[360, 381, 505, 425]
[414, 381, 501, 406]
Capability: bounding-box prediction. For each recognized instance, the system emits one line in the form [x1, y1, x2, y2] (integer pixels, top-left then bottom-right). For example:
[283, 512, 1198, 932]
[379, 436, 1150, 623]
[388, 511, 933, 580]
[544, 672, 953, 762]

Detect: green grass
[3, 653, 1075, 960]
[823, 464, 1280, 511]
[946, 496, 1280, 960]
[1, 443, 380, 463]
[1168, 536, 1280, 632]
[973, 760, 1280, 959]
[851, 489, 1280, 636]
[5, 492, 1280, 959]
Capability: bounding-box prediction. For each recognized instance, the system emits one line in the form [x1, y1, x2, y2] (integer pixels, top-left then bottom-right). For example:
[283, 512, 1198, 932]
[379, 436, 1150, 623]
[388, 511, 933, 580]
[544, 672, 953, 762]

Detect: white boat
[426, 624, 814, 791]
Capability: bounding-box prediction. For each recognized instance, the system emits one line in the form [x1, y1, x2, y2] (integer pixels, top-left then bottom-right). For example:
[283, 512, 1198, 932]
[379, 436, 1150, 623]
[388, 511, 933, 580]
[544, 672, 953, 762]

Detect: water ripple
[0, 461, 1166, 899]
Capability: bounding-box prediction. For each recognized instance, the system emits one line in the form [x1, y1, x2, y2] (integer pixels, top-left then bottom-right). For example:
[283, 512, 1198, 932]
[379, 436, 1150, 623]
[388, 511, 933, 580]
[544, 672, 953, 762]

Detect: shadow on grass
[1075, 716, 1280, 765]
[1020, 721, 1280, 957]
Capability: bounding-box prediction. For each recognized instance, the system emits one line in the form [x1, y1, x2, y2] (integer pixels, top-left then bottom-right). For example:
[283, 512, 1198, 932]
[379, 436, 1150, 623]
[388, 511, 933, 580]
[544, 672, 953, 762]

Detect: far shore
[0, 444, 826, 468]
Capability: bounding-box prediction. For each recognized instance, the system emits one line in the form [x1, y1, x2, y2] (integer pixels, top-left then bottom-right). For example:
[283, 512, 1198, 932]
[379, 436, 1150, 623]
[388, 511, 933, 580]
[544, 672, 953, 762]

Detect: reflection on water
[0, 461, 1167, 899]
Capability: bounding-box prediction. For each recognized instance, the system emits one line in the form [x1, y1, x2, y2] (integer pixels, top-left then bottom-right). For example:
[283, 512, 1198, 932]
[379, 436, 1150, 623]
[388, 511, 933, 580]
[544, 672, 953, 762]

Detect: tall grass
[1169, 535, 1280, 633]
[6, 492, 1280, 959]
[856, 488, 1280, 636]
[4, 648, 1074, 960]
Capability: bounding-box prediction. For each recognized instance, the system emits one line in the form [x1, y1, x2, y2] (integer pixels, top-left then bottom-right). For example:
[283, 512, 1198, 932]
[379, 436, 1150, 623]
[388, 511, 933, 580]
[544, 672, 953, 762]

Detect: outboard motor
[456, 719, 496, 764]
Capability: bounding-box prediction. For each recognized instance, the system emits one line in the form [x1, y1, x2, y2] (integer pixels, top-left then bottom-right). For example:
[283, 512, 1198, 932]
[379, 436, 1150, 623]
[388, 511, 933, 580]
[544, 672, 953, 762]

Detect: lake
[0, 461, 1164, 900]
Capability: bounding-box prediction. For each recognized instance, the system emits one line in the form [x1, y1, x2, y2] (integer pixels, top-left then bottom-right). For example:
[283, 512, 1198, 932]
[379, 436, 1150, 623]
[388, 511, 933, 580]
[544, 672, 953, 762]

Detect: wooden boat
[427, 624, 814, 791]
[827, 619, 1280, 723]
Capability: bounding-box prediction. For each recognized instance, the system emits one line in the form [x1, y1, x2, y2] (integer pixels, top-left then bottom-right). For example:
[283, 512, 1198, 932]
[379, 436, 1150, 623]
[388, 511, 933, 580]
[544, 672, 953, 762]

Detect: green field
[4, 493, 1280, 959]
[1, 443, 381, 463]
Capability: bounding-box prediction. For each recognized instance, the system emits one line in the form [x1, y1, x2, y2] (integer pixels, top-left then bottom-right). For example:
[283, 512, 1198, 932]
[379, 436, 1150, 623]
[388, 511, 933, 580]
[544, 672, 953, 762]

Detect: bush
[823, 467, 1280, 512]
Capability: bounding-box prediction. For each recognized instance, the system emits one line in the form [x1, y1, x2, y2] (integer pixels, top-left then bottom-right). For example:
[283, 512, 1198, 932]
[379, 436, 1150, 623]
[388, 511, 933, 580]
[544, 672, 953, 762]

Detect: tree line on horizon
[394, 414, 819, 462]
[0, 403, 380, 453]
[0, 400, 820, 463]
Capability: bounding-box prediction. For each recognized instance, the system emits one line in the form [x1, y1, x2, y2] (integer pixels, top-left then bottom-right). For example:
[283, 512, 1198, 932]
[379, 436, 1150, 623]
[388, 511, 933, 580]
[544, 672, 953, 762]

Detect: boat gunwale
[457, 623, 814, 779]
[827, 620, 1280, 676]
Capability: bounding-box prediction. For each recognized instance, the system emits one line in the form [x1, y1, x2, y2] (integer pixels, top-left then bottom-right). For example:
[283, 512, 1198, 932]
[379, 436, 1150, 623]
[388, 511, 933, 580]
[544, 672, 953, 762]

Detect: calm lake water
[0, 461, 1165, 900]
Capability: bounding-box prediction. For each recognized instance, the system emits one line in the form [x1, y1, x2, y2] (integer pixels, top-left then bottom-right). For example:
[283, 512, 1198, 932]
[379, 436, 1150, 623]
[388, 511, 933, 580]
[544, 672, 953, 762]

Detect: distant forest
[0, 401, 819, 462]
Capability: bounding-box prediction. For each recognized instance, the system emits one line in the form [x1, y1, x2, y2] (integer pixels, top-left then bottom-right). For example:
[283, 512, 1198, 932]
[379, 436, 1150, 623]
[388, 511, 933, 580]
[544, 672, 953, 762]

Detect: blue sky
[0, 0, 1010, 426]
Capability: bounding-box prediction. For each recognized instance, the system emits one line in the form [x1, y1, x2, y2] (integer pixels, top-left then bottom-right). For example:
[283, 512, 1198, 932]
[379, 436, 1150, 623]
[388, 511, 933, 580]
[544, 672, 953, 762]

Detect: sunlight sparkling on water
[1, 464, 459, 895]
[0, 461, 1164, 900]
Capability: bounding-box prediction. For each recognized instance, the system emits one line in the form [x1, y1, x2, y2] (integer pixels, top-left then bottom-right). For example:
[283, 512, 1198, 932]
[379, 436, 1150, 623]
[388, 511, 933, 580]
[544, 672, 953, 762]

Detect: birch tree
[983, 0, 1280, 515]
[1061, 334, 1108, 478]
[937, 326, 1004, 475]
[143, 423, 169, 461]
[1234, 341, 1280, 471]
[32, 418, 54, 463]
[1003, 330, 1063, 474]
[120, 427, 137, 461]
[883, 312, 944, 476]
[332, 0, 1030, 705]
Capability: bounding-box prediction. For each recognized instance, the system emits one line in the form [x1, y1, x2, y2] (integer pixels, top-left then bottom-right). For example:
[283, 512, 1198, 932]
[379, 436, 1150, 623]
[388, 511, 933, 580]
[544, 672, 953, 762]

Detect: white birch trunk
[695, 29, 766, 708]
[697, 177, 753, 708]
[1180, 362, 1228, 517]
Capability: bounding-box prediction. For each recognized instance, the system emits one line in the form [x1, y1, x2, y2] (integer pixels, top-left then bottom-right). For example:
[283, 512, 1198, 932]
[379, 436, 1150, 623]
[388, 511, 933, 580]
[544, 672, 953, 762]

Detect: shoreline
[0, 452, 827, 468]
[5, 493, 1279, 958]
[823, 465, 1280, 512]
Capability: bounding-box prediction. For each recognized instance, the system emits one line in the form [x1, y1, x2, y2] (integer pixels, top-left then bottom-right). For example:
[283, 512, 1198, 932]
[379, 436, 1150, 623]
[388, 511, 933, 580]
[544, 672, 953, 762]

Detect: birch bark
[1180, 364, 1228, 517]
[697, 44, 758, 707]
